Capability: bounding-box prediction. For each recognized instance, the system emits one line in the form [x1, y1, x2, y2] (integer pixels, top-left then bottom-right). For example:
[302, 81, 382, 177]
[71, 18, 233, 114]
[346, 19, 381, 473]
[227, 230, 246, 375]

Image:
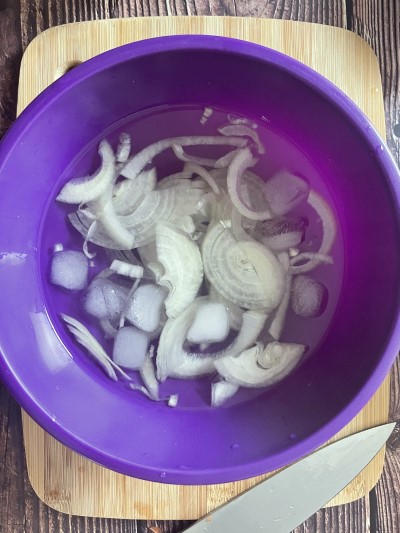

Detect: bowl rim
[1, 34, 400, 484]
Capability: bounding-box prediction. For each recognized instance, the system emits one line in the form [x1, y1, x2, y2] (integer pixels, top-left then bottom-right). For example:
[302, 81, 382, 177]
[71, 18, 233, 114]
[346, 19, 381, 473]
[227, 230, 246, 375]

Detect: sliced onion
[215, 341, 306, 388]
[116, 132, 131, 164]
[156, 223, 203, 318]
[184, 162, 221, 194]
[140, 350, 159, 400]
[172, 144, 217, 167]
[218, 124, 265, 155]
[156, 297, 266, 381]
[202, 222, 285, 310]
[113, 168, 157, 215]
[227, 147, 272, 221]
[289, 252, 333, 274]
[110, 260, 144, 279]
[120, 188, 176, 248]
[120, 135, 248, 180]
[211, 380, 239, 407]
[289, 190, 337, 274]
[57, 141, 116, 204]
[61, 314, 131, 381]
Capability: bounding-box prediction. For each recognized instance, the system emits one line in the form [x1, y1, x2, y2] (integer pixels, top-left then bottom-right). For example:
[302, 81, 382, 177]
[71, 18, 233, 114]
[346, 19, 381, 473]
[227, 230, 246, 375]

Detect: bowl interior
[0, 37, 400, 483]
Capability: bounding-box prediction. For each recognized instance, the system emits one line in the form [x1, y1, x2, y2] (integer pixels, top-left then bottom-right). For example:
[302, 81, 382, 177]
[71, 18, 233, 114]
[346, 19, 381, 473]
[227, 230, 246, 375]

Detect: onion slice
[211, 380, 239, 407]
[202, 222, 285, 310]
[156, 297, 266, 381]
[227, 147, 272, 221]
[57, 141, 116, 204]
[218, 124, 265, 155]
[215, 341, 306, 388]
[156, 222, 203, 318]
[120, 135, 249, 180]
[289, 190, 337, 274]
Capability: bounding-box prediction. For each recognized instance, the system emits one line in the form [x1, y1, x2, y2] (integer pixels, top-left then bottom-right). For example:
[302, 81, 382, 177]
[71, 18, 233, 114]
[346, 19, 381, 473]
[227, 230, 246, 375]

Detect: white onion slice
[172, 144, 217, 167]
[116, 133, 131, 164]
[201, 222, 285, 310]
[113, 168, 157, 215]
[57, 140, 116, 204]
[227, 147, 272, 221]
[156, 223, 203, 318]
[110, 260, 144, 279]
[215, 341, 306, 388]
[211, 381, 239, 407]
[120, 135, 248, 180]
[140, 350, 159, 400]
[156, 297, 266, 381]
[289, 190, 337, 274]
[218, 124, 265, 154]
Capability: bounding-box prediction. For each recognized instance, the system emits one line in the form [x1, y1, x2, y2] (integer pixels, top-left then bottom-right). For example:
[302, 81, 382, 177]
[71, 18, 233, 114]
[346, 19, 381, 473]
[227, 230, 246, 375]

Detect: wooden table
[1, 1, 400, 532]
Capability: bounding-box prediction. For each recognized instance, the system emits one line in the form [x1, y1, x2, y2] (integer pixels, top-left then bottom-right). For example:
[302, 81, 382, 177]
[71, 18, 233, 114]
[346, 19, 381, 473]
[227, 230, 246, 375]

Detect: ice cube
[125, 284, 167, 333]
[291, 275, 328, 318]
[82, 278, 128, 321]
[112, 326, 149, 370]
[50, 250, 89, 290]
[187, 302, 230, 344]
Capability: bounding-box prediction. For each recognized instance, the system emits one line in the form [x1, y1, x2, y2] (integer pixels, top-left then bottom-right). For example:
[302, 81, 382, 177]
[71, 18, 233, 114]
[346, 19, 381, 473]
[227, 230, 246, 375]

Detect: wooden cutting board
[18, 16, 390, 519]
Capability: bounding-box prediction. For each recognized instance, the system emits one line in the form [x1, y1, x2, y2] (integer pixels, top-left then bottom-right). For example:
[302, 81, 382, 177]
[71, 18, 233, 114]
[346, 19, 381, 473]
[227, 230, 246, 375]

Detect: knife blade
[183, 423, 395, 533]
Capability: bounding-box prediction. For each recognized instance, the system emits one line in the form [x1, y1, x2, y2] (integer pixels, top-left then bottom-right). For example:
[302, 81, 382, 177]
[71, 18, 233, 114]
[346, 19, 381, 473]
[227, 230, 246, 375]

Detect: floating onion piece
[156, 297, 266, 381]
[289, 190, 337, 274]
[156, 223, 203, 318]
[139, 348, 160, 400]
[291, 274, 328, 318]
[110, 260, 144, 279]
[57, 141, 116, 204]
[70, 203, 135, 250]
[61, 314, 131, 381]
[214, 148, 243, 168]
[116, 132, 131, 164]
[211, 380, 239, 407]
[172, 144, 217, 168]
[227, 114, 258, 128]
[202, 222, 285, 310]
[200, 107, 213, 125]
[120, 135, 248, 180]
[168, 394, 179, 407]
[120, 188, 176, 248]
[215, 341, 306, 388]
[218, 124, 265, 155]
[156, 298, 215, 381]
[227, 147, 272, 221]
[263, 170, 310, 216]
[289, 252, 333, 274]
[184, 162, 221, 194]
[113, 168, 157, 215]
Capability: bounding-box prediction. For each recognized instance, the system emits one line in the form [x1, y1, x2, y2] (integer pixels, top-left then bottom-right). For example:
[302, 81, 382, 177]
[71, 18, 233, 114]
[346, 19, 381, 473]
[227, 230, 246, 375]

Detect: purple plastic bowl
[1, 35, 400, 484]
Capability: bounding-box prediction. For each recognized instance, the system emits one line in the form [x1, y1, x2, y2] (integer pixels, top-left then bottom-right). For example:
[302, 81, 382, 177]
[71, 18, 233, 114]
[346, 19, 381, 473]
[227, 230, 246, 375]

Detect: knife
[183, 423, 395, 533]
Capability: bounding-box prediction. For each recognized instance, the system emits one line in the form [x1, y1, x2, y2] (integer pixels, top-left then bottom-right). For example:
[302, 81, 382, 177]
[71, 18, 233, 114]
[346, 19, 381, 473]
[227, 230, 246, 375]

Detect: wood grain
[0, 1, 399, 532]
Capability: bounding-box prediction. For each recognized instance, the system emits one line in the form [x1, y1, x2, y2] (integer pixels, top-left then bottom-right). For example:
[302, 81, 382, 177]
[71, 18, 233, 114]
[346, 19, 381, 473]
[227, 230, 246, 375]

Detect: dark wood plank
[1, 1, 399, 532]
[349, 3, 400, 532]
